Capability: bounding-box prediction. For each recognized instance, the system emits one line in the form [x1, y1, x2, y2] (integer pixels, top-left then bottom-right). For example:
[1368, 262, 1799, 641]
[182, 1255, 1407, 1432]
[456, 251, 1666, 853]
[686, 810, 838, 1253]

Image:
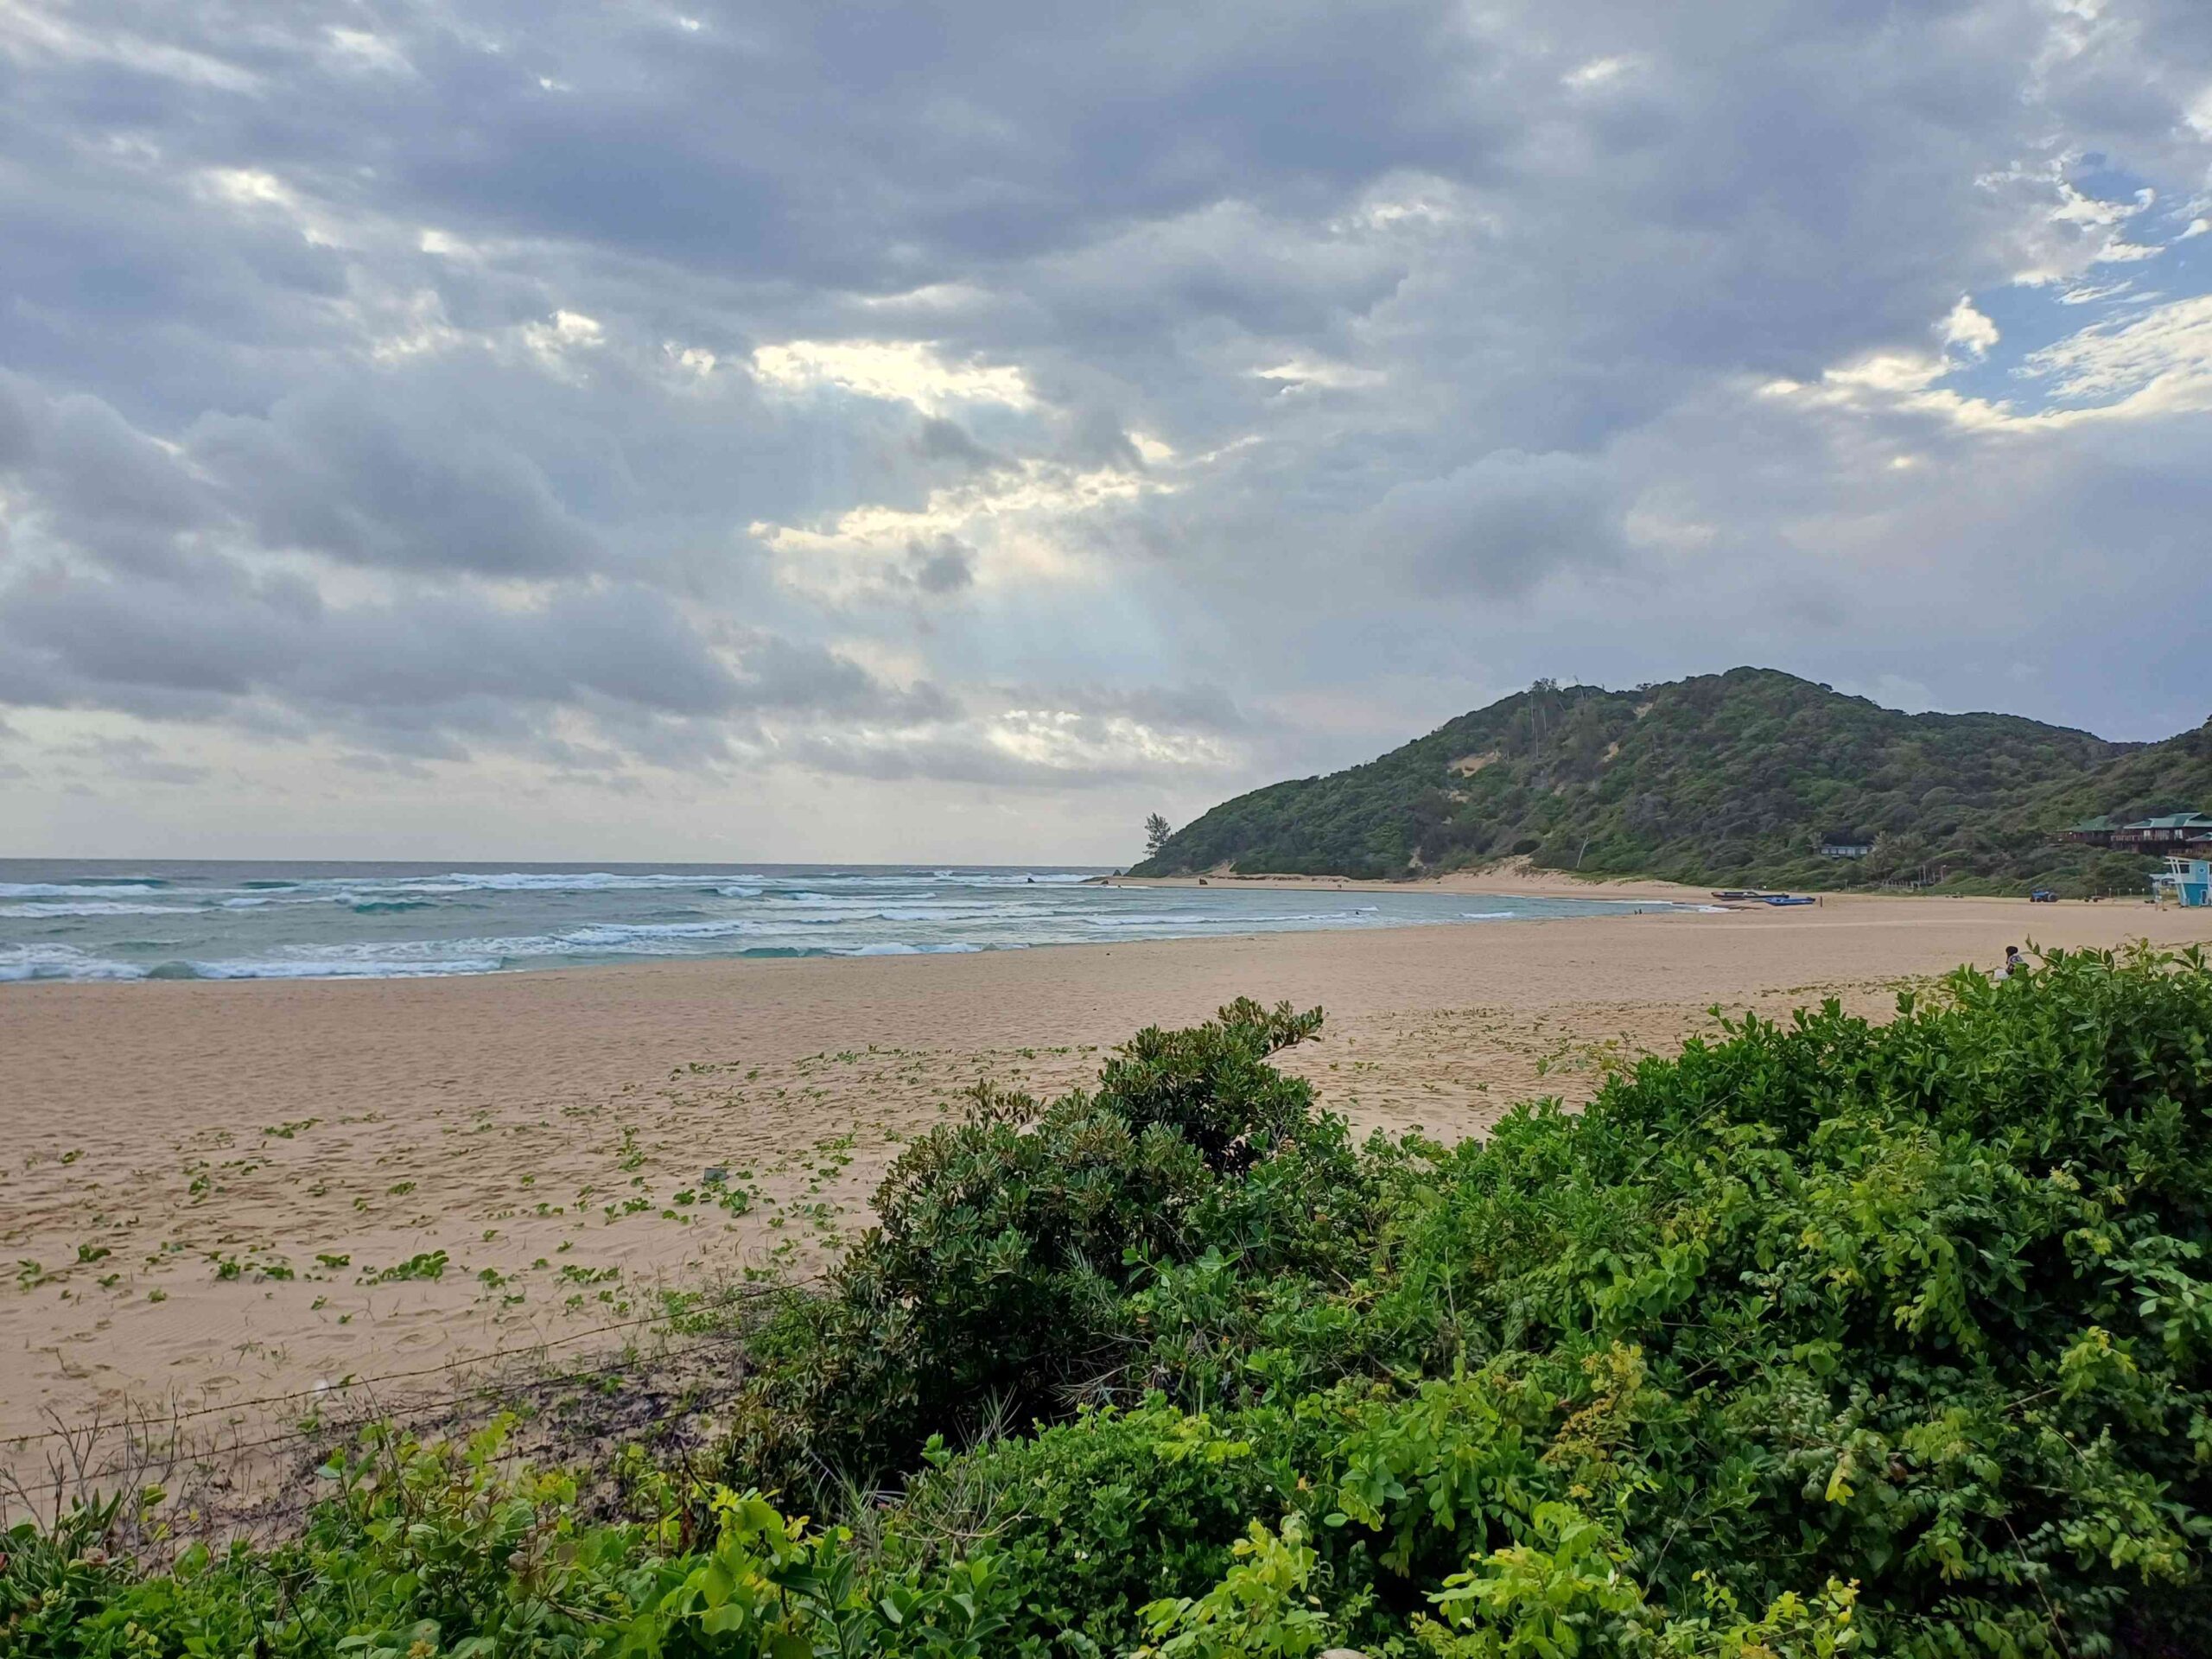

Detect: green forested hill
[1136, 667, 2212, 892]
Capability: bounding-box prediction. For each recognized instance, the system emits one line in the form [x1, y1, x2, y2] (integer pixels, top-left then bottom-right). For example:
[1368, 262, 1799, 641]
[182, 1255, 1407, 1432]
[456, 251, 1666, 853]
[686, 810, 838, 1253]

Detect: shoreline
[6, 897, 2209, 1474]
[1099, 858, 2082, 906]
[1108, 867, 1746, 904]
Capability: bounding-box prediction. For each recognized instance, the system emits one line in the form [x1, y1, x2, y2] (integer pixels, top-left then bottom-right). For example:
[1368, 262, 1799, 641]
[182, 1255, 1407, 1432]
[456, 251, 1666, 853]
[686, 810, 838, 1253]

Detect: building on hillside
[2112, 813, 2212, 853]
[2152, 857, 2212, 908]
[2063, 816, 2120, 847]
[1818, 839, 1873, 859]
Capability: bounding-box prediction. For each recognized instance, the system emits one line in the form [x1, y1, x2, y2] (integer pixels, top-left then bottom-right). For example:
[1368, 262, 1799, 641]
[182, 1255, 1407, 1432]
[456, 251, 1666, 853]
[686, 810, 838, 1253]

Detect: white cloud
[2057, 278, 2133, 304]
[1562, 54, 1636, 90]
[520, 309, 605, 375]
[1253, 357, 1389, 391]
[1941, 296, 1999, 359]
[2094, 238, 2163, 264]
[0, 0, 258, 89]
[197, 168, 296, 211]
[753, 458, 1170, 599]
[750, 340, 1034, 414]
[323, 28, 412, 75]
[188, 165, 359, 251]
[1989, 168, 2165, 287]
[2018, 292, 2212, 416]
[2050, 181, 2152, 232]
[663, 342, 719, 380]
[2188, 83, 2212, 140]
[979, 708, 1233, 773]
[1769, 293, 2212, 433]
[365, 289, 466, 362]
[1814, 351, 1950, 397]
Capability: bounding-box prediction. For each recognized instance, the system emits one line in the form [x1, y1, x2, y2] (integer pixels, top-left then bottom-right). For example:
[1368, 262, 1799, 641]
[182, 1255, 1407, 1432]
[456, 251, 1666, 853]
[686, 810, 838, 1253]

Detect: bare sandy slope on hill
[3, 894, 2205, 1484]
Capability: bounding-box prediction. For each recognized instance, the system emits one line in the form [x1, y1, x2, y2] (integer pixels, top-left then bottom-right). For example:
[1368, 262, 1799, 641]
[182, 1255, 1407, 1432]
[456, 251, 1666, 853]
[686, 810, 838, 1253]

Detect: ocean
[0, 861, 1702, 982]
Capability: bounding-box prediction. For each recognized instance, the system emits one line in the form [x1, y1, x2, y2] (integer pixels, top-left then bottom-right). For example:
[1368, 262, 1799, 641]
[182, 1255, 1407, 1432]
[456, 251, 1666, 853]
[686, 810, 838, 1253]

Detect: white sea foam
[181, 957, 506, 980]
[841, 941, 985, 956]
[938, 871, 1092, 887]
[1, 901, 185, 918]
[217, 871, 758, 899]
[560, 919, 771, 944]
[166, 933, 996, 977]
[408, 871, 713, 893]
[1083, 908, 1387, 929]
[0, 882, 181, 899]
[0, 944, 149, 981]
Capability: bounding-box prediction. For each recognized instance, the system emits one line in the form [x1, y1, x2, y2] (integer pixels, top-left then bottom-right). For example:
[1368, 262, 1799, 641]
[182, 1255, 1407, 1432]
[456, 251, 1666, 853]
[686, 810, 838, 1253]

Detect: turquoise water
[0, 861, 1704, 982]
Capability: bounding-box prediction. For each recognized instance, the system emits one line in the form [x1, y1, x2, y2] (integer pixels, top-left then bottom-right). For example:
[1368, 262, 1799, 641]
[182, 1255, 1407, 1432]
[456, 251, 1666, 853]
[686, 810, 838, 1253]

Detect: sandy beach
[1103, 856, 1720, 904]
[5, 893, 2209, 1485]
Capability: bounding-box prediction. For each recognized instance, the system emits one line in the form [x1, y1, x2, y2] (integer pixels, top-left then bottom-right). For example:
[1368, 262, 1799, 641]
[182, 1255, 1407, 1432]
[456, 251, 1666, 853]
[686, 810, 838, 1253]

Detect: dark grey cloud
[912, 418, 1007, 475]
[0, 551, 944, 759]
[906, 539, 976, 595]
[1375, 451, 1625, 599]
[2, 0, 2210, 856]
[0, 372, 213, 575]
[192, 386, 603, 577]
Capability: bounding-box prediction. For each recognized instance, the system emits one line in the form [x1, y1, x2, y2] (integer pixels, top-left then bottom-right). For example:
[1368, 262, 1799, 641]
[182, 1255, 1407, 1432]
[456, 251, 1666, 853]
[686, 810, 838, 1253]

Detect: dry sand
[4, 894, 2208, 1489]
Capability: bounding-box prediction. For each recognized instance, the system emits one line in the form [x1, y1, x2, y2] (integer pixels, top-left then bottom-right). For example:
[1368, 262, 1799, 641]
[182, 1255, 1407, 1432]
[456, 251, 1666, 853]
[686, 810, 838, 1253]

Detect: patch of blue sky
[1931, 171, 2212, 416]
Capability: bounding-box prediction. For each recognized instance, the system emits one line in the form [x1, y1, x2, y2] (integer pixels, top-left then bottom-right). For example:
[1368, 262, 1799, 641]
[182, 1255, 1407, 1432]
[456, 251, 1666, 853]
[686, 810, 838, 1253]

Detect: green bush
[727, 1000, 1337, 1484]
[2, 1421, 1013, 1659]
[3, 1422, 679, 1659]
[884, 1403, 1288, 1656]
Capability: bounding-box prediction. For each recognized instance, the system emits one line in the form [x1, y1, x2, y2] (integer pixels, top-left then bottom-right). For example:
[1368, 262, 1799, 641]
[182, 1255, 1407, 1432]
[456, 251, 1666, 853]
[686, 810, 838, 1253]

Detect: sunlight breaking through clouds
[750, 340, 1036, 414]
[752, 460, 1175, 601]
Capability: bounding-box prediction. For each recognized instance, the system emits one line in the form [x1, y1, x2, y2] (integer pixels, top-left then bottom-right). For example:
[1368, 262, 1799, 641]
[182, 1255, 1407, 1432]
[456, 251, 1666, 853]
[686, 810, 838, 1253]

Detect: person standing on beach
[2000, 945, 2026, 980]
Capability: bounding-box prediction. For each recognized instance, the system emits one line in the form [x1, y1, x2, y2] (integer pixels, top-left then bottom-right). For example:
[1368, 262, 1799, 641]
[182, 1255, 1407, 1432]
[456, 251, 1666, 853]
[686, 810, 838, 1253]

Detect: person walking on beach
[2000, 944, 2026, 980]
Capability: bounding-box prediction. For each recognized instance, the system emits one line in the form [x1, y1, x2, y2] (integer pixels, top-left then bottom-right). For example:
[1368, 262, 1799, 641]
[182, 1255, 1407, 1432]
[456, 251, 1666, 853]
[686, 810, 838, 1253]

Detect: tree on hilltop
[1144, 813, 1173, 856]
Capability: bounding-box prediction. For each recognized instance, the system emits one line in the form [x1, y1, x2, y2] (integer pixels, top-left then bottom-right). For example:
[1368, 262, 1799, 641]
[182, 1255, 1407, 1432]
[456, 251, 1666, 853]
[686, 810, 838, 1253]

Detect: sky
[3, 0, 2211, 865]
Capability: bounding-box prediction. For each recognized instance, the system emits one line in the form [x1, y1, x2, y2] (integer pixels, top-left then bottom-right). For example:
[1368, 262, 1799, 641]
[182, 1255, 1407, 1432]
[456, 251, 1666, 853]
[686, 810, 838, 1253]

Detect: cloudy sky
[3, 0, 2210, 863]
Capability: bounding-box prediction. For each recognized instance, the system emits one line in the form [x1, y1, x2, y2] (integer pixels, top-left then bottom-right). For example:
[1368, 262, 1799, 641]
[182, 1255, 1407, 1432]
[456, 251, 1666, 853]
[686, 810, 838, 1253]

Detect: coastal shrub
[1056, 946, 2212, 1653]
[883, 1403, 1291, 1656]
[2, 1422, 1013, 1659]
[727, 999, 1339, 1484]
[3, 1422, 671, 1659]
[17, 947, 2212, 1658]
[1323, 944, 2212, 1651]
[1128, 1514, 1341, 1658]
